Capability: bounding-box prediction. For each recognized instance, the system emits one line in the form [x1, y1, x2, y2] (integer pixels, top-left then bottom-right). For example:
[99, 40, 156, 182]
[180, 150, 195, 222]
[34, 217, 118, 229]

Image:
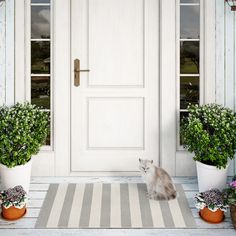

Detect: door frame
[14, 0, 216, 176]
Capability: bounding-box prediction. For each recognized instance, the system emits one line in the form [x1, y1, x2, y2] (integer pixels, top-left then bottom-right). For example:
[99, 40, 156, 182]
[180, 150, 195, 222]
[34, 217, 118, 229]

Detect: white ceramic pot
[196, 161, 228, 192]
[0, 159, 32, 193]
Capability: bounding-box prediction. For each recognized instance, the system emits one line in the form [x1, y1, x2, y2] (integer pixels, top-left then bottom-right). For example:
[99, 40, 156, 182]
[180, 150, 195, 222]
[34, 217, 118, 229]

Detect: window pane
[180, 111, 189, 145]
[31, 76, 50, 109]
[180, 41, 199, 74]
[180, 76, 199, 109]
[31, 0, 50, 3]
[31, 6, 50, 39]
[180, 0, 199, 3]
[42, 111, 51, 145]
[31, 41, 50, 74]
[180, 6, 200, 39]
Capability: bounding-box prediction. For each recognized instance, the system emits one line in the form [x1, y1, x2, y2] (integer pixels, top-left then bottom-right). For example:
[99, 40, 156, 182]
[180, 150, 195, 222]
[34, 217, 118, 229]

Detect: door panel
[71, 0, 159, 172]
[89, 0, 144, 87]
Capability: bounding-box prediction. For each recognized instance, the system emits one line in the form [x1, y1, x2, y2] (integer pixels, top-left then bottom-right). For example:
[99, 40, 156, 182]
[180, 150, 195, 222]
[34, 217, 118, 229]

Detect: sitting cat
[139, 159, 177, 200]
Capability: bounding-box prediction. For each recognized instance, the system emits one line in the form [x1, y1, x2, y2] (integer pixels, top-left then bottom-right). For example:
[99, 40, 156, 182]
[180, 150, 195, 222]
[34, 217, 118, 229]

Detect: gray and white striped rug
[35, 183, 196, 229]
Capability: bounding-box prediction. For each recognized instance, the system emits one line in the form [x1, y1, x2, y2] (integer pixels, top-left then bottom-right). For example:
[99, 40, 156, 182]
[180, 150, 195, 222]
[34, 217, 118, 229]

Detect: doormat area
[35, 183, 196, 229]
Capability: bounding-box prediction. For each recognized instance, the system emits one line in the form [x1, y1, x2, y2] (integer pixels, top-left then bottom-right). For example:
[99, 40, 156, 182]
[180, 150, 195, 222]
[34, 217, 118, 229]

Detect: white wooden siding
[0, 0, 6, 105]
[216, 0, 236, 175]
[0, 0, 14, 106]
[0, 1, 235, 175]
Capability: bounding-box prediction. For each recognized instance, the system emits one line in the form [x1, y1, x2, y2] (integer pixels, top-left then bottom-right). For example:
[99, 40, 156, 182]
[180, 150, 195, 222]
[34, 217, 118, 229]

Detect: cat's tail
[152, 191, 177, 201]
[167, 191, 177, 200]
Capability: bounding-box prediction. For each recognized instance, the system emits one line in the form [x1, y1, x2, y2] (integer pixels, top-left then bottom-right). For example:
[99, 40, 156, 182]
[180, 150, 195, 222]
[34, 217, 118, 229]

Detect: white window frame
[25, 0, 54, 151]
[160, 0, 216, 176]
[175, 0, 216, 176]
[15, 0, 56, 176]
[176, 0, 204, 150]
[14, 0, 216, 177]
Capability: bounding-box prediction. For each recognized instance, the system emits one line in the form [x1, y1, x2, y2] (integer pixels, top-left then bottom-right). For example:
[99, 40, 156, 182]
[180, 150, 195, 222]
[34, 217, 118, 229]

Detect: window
[30, 0, 52, 147]
[177, 0, 202, 148]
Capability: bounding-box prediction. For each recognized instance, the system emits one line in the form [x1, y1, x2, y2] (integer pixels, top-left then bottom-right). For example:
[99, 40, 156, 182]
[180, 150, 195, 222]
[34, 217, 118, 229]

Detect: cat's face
[139, 159, 154, 174]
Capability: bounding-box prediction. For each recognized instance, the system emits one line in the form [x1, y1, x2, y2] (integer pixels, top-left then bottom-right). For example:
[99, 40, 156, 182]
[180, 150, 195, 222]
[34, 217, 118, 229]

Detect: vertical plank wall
[216, 0, 236, 174]
[0, 0, 14, 106]
[0, 1, 235, 174]
[0, 0, 6, 105]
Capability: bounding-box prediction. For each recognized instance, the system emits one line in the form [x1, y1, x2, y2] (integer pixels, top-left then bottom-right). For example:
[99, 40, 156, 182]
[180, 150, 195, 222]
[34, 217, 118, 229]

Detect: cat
[139, 159, 177, 200]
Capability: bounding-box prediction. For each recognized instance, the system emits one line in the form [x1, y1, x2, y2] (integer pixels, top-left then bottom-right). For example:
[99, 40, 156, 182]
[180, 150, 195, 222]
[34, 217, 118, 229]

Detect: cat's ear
[150, 160, 153, 164]
[139, 158, 141, 163]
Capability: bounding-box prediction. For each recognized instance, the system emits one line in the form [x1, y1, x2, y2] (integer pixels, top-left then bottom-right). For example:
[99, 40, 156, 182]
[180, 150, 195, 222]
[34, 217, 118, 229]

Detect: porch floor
[0, 177, 235, 236]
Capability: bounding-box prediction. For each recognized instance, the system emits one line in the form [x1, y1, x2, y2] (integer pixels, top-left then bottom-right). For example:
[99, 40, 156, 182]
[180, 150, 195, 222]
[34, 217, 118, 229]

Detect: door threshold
[69, 171, 140, 177]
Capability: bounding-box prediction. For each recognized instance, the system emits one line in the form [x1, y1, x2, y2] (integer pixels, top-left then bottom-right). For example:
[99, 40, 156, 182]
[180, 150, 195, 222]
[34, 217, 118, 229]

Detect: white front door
[71, 0, 159, 172]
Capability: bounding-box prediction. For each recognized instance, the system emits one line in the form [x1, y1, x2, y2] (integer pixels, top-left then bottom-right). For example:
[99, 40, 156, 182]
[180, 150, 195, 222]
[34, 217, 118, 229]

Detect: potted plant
[181, 104, 236, 192]
[0, 186, 27, 220]
[195, 188, 228, 223]
[0, 103, 49, 193]
[224, 175, 236, 229]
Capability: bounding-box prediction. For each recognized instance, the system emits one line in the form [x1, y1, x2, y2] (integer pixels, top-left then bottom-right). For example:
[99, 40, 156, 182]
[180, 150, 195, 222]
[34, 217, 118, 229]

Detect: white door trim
[14, 0, 217, 176]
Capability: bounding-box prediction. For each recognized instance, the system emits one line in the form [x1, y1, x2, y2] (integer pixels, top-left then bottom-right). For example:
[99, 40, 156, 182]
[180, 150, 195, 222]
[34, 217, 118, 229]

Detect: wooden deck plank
[1, 177, 235, 233]
[28, 191, 47, 199]
[29, 184, 49, 191]
[0, 229, 235, 236]
[30, 177, 199, 184]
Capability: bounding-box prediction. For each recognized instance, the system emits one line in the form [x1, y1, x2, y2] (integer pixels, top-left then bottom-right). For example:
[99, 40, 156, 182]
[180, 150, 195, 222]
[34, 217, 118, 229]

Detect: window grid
[177, 0, 202, 150]
[30, 0, 53, 148]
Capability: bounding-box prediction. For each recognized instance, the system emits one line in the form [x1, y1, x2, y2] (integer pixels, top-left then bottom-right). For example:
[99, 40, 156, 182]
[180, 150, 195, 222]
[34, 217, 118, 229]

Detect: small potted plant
[0, 102, 50, 193]
[181, 104, 236, 192]
[224, 175, 236, 229]
[0, 186, 27, 220]
[195, 188, 228, 223]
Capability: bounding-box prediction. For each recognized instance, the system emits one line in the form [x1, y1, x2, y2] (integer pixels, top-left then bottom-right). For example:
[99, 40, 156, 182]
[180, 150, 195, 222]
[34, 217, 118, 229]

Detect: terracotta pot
[230, 205, 236, 229]
[199, 207, 224, 223]
[1, 205, 26, 221]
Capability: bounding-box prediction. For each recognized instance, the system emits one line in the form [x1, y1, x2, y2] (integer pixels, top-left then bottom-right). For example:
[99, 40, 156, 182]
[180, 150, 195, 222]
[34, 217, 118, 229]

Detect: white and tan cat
[139, 159, 177, 200]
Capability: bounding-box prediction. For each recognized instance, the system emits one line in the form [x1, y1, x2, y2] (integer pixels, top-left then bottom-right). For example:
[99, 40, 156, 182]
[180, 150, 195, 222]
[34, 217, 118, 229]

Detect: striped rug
[35, 183, 196, 229]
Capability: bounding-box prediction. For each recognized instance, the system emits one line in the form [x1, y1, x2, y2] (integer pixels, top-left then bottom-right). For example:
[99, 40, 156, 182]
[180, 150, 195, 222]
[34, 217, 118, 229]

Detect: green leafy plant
[180, 104, 236, 169]
[0, 186, 27, 209]
[224, 175, 236, 206]
[0, 102, 50, 168]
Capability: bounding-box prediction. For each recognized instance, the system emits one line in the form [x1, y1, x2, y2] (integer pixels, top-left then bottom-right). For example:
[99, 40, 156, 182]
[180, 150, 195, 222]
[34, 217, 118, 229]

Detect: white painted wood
[176, 0, 217, 176]
[1, 177, 236, 233]
[15, 0, 26, 103]
[24, 0, 31, 102]
[204, 0, 216, 104]
[71, 0, 159, 172]
[225, 4, 235, 176]
[0, 0, 6, 106]
[234, 3, 236, 175]
[29, 176, 201, 185]
[225, 5, 235, 110]
[9, 0, 236, 176]
[159, 0, 176, 176]
[0, 229, 236, 236]
[31, 152, 55, 176]
[5, 0, 14, 105]
[88, 98, 144, 148]
[215, 0, 225, 106]
[215, 1, 236, 175]
[53, 0, 71, 176]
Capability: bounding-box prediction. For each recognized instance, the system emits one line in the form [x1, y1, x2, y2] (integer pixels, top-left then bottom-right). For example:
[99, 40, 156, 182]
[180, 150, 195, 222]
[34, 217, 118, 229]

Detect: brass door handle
[74, 59, 90, 86]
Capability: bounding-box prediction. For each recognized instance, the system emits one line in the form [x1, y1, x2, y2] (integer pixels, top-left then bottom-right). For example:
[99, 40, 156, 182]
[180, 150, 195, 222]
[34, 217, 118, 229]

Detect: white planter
[0, 159, 32, 193]
[196, 161, 228, 192]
